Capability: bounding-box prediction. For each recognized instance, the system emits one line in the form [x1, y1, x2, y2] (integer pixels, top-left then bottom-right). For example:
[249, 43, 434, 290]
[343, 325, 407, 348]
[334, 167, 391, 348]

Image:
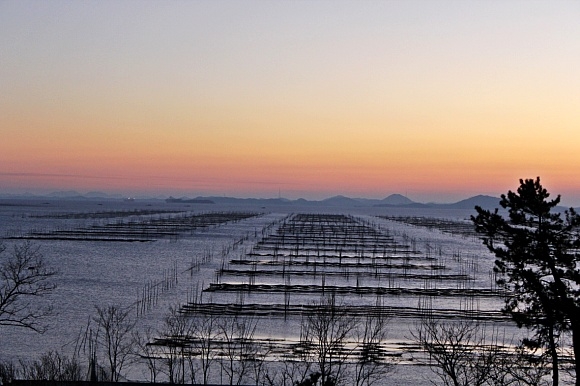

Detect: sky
[1, 1, 579, 205]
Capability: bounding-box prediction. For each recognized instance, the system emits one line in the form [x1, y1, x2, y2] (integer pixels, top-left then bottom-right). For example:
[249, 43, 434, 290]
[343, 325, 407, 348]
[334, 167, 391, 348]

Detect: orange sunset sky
[1, 1, 579, 205]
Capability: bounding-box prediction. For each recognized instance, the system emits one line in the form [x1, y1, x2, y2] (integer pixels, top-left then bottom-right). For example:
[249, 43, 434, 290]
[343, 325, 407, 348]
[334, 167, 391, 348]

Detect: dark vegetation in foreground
[473, 177, 580, 386]
[3, 178, 580, 385]
[1, 297, 394, 386]
[0, 301, 559, 386]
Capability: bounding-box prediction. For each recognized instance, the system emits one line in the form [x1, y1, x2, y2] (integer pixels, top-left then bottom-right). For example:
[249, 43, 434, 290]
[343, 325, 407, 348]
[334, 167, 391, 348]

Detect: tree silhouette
[93, 304, 136, 382]
[0, 242, 56, 333]
[472, 177, 580, 386]
[412, 318, 500, 386]
[300, 294, 358, 386]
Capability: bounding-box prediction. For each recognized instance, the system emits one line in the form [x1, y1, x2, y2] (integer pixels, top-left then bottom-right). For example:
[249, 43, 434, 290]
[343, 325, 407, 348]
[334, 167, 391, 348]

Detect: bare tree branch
[0, 242, 57, 333]
[93, 304, 136, 382]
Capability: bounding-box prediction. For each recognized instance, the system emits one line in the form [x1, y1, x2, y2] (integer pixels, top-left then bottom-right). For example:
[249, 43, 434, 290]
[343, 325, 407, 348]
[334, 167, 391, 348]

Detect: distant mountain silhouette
[321, 195, 360, 206]
[7, 191, 571, 212]
[47, 190, 85, 198]
[372, 194, 501, 210]
[198, 196, 292, 206]
[441, 195, 501, 210]
[166, 196, 214, 204]
[371, 194, 416, 207]
[381, 194, 414, 205]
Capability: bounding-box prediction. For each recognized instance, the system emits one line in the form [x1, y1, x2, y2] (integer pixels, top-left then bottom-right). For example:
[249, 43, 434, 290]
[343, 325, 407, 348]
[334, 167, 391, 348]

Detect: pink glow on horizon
[1, 1, 579, 205]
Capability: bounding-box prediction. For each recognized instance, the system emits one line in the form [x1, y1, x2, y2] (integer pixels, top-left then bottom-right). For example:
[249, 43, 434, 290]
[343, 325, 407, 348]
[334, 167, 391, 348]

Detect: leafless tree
[0, 242, 56, 333]
[258, 330, 314, 386]
[249, 340, 273, 386]
[0, 359, 18, 384]
[188, 313, 221, 385]
[260, 359, 313, 386]
[353, 312, 394, 386]
[218, 314, 258, 385]
[412, 318, 499, 386]
[300, 294, 359, 386]
[155, 308, 225, 385]
[158, 306, 189, 384]
[93, 304, 136, 381]
[410, 317, 553, 386]
[133, 327, 161, 383]
[488, 341, 551, 386]
[18, 351, 84, 381]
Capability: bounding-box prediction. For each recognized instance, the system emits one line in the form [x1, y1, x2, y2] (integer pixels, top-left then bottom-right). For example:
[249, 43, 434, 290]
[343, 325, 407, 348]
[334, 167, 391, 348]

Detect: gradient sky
[1, 1, 579, 204]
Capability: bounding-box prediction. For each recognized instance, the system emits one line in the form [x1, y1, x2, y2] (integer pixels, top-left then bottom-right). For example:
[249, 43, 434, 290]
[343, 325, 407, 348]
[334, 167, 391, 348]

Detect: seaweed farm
[378, 215, 479, 239]
[190, 213, 505, 321]
[0, 200, 519, 385]
[6, 210, 261, 242]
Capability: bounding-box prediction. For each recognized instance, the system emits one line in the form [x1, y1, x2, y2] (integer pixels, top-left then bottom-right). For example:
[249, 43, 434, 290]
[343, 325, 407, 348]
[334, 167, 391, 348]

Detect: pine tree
[472, 177, 580, 385]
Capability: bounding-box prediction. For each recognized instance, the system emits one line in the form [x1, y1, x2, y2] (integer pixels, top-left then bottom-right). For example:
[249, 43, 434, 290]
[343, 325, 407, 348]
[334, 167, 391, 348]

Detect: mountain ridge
[0, 190, 509, 210]
[3, 190, 577, 211]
